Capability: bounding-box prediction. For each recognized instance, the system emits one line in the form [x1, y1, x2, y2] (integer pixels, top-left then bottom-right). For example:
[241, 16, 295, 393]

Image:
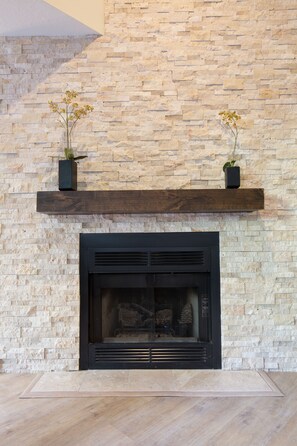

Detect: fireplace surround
[80, 232, 221, 369]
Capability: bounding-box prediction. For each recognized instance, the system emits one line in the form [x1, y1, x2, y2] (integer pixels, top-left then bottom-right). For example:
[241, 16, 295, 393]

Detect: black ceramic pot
[58, 159, 77, 191]
[225, 166, 240, 189]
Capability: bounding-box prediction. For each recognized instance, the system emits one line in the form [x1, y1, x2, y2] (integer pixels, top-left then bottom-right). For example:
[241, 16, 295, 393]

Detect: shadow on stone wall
[0, 35, 98, 110]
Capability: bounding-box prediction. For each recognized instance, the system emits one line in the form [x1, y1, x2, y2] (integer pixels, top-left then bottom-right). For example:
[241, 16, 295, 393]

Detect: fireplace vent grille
[94, 252, 148, 267]
[94, 250, 205, 268]
[150, 251, 204, 266]
[93, 347, 150, 364]
[150, 346, 208, 363]
[89, 344, 209, 368]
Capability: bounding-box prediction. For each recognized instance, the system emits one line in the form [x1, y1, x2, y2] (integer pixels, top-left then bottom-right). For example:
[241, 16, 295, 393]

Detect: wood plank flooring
[0, 372, 296, 446]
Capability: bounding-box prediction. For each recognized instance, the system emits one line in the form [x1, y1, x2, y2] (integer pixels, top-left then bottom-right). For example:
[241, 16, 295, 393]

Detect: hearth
[80, 232, 221, 369]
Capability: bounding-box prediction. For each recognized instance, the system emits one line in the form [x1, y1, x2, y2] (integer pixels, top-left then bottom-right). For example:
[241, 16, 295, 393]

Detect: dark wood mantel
[36, 189, 264, 215]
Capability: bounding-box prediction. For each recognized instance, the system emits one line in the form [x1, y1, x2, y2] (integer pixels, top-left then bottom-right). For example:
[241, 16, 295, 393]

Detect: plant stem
[66, 104, 70, 150]
[69, 116, 81, 152]
[231, 127, 238, 159]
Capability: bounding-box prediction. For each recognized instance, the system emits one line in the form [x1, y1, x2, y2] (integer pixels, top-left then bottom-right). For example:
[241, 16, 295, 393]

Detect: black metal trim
[79, 232, 221, 370]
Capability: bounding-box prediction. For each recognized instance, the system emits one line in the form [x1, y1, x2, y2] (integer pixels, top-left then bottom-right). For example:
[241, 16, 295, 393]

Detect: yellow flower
[48, 90, 93, 160]
[219, 110, 242, 170]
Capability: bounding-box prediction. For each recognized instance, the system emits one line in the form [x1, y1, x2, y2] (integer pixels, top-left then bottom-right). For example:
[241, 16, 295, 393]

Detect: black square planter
[224, 166, 240, 189]
[58, 160, 77, 191]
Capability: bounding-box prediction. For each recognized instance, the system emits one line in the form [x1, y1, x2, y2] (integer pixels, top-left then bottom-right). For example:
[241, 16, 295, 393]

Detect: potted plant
[49, 90, 94, 191]
[219, 110, 241, 189]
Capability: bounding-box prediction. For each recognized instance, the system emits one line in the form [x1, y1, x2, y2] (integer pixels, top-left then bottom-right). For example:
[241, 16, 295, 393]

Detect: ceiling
[0, 0, 104, 36]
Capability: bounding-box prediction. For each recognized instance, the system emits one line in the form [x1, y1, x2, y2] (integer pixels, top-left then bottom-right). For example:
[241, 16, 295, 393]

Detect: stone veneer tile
[0, 0, 296, 372]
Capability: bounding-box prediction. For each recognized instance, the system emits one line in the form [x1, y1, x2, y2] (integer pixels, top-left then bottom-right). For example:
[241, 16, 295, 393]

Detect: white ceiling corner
[0, 0, 104, 37]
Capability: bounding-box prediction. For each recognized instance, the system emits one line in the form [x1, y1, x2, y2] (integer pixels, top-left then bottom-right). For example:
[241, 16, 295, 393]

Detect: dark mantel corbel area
[36, 189, 264, 214]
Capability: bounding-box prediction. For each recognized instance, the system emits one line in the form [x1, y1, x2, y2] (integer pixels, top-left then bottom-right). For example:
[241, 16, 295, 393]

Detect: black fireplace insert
[80, 232, 221, 369]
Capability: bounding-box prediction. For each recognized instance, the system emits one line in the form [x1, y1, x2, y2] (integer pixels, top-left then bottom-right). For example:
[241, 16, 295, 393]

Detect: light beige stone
[0, 0, 297, 373]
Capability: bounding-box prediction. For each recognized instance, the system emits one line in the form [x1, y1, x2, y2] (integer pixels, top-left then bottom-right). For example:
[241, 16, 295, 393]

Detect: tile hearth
[21, 370, 283, 398]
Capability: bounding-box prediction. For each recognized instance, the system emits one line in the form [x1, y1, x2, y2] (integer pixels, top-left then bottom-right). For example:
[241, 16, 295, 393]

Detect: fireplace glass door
[89, 273, 210, 345]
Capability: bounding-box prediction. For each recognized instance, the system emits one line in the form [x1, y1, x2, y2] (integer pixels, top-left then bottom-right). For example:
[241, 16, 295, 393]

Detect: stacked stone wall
[0, 0, 296, 371]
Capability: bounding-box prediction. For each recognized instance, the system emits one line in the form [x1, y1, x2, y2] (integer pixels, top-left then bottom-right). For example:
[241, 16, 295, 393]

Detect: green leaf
[223, 160, 237, 172]
[73, 155, 88, 161]
[64, 148, 74, 160]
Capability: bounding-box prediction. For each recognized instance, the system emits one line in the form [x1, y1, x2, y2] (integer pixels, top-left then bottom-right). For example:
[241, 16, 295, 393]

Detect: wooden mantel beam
[36, 189, 264, 215]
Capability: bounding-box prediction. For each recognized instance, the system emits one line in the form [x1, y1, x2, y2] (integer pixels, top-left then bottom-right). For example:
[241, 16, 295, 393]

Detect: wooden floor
[1, 373, 296, 446]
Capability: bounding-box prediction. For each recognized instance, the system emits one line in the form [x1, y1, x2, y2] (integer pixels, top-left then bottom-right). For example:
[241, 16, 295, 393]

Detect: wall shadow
[0, 35, 99, 110]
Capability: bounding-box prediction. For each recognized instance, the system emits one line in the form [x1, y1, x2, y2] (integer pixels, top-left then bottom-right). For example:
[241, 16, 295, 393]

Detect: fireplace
[80, 232, 221, 369]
